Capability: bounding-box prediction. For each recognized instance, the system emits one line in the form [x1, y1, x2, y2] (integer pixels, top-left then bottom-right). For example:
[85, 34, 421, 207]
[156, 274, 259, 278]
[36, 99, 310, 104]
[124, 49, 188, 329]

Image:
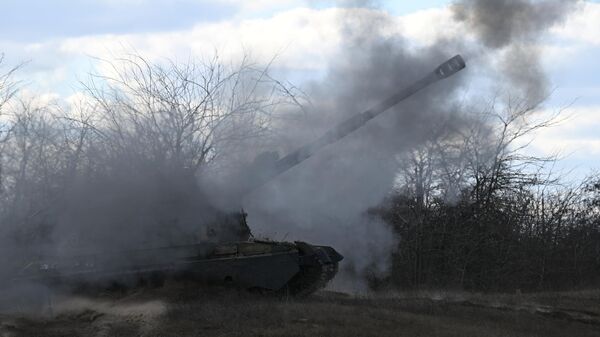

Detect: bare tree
[0, 51, 306, 252]
[0, 54, 20, 116]
[382, 93, 573, 289]
[464, 95, 565, 206]
[78, 53, 296, 174]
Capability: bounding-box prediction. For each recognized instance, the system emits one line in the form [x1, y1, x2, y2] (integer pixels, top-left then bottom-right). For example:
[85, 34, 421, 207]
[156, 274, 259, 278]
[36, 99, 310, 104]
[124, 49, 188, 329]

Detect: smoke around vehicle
[241, 0, 580, 290]
[0, 0, 581, 293]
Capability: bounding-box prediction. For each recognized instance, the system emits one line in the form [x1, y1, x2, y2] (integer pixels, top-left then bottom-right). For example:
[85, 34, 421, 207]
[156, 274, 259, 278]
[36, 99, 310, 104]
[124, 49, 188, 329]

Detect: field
[1, 283, 599, 337]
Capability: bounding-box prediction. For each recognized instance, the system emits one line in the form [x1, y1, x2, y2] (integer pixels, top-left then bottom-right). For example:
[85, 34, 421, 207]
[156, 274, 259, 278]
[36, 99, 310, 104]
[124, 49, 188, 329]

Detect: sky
[1, 0, 600, 180]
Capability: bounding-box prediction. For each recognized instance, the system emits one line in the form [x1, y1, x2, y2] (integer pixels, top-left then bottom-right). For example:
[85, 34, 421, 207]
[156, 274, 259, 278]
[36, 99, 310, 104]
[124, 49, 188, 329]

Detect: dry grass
[1, 283, 599, 337]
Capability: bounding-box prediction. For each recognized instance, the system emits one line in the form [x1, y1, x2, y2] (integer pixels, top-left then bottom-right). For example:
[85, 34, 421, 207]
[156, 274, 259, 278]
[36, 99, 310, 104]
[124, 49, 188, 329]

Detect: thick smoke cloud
[453, 0, 579, 103]
[244, 0, 579, 290]
[55, 164, 215, 252]
[244, 3, 466, 291]
[0, 0, 581, 294]
[453, 0, 578, 49]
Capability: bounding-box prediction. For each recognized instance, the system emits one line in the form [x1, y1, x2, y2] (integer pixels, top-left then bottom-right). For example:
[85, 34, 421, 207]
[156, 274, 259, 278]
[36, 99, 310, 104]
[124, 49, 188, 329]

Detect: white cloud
[0, 4, 468, 91]
[552, 2, 600, 45]
[523, 106, 600, 157]
[57, 7, 345, 71]
[220, 0, 302, 13]
[396, 7, 464, 45]
[4, 6, 352, 98]
[53, 5, 465, 74]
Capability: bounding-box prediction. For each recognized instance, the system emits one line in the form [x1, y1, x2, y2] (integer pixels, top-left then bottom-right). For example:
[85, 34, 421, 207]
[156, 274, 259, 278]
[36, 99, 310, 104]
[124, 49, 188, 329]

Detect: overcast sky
[2, 0, 600, 179]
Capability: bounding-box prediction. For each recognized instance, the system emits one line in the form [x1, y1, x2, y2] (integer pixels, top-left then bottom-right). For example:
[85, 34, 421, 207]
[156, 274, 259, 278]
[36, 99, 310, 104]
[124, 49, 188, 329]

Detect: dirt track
[1, 283, 599, 337]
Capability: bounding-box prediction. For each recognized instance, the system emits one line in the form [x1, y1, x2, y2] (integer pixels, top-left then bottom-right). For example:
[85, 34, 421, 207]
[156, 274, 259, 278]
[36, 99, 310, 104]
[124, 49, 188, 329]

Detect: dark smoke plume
[245, 2, 467, 290]
[453, 0, 579, 103]
[243, 0, 579, 290]
[453, 0, 578, 49]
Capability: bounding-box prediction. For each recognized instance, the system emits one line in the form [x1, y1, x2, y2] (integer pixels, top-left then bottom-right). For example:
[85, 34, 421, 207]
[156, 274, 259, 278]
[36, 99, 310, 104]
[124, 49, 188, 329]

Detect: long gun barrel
[244, 55, 466, 194]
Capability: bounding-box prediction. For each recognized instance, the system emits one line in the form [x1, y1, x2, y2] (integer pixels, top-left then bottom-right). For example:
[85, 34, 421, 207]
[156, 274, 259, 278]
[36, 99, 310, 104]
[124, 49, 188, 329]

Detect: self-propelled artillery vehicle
[14, 55, 466, 296]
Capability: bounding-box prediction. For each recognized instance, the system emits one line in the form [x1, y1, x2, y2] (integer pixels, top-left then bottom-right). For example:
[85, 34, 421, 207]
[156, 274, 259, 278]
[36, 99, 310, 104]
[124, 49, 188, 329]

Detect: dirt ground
[0, 283, 599, 337]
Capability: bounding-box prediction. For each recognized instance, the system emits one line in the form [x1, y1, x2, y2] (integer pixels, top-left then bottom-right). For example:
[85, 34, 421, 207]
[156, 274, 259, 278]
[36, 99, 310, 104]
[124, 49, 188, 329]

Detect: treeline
[368, 99, 600, 291]
[2, 52, 598, 291]
[371, 178, 600, 291]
